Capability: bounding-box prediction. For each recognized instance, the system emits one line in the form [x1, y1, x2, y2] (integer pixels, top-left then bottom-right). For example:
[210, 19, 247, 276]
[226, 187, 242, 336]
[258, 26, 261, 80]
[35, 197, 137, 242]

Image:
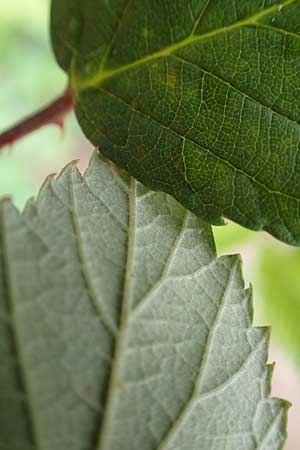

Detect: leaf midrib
[73, 0, 296, 91]
[97, 177, 137, 450]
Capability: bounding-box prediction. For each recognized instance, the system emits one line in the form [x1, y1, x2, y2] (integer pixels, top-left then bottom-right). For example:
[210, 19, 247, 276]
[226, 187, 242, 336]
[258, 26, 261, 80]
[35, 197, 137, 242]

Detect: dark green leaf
[51, 0, 300, 245]
[0, 152, 288, 449]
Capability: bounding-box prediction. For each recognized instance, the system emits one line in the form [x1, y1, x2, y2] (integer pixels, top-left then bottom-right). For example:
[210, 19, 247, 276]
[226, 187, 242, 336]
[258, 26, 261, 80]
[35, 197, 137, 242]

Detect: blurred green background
[1, 1, 299, 448]
[0, 1, 93, 207]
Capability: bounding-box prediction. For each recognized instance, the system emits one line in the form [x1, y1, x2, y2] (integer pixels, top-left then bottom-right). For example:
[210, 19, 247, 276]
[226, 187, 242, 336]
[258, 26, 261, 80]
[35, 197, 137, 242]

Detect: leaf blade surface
[52, 0, 300, 245]
[0, 152, 288, 450]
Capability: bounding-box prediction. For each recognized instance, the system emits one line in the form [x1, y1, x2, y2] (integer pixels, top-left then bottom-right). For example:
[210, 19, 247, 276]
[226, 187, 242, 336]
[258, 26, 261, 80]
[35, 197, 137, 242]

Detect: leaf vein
[97, 178, 137, 450]
[97, 86, 300, 204]
[154, 259, 238, 450]
[75, 0, 297, 90]
[51, 175, 118, 336]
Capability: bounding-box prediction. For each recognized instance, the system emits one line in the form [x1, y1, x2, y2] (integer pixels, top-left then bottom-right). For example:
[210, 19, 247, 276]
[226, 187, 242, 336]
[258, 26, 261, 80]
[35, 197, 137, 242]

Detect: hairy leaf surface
[0, 152, 287, 450]
[51, 0, 300, 245]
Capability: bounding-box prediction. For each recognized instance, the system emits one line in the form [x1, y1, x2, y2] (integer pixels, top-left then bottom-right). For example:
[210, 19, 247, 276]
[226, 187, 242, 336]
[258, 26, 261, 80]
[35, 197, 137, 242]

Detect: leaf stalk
[0, 88, 74, 151]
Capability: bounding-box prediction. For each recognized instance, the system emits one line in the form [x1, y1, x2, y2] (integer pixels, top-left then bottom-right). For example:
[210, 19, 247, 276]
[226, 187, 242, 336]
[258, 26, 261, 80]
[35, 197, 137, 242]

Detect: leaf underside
[52, 0, 300, 246]
[0, 152, 287, 450]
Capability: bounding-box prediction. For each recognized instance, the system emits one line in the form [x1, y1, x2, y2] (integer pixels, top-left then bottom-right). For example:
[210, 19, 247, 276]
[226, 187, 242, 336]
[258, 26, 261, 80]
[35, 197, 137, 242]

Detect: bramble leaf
[0, 152, 287, 450]
[51, 0, 300, 246]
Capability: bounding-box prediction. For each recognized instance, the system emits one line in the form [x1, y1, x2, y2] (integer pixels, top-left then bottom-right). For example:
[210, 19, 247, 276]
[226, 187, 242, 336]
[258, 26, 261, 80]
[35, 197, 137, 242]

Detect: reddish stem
[0, 88, 74, 151]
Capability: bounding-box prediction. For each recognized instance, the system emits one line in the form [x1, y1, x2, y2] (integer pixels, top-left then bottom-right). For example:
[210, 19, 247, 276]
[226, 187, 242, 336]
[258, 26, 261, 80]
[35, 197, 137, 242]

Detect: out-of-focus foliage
[215, 221, 300, 367]
[259, 246, 300, 364]
[213, 222, 253, 255]
[0, 0, 92, 208]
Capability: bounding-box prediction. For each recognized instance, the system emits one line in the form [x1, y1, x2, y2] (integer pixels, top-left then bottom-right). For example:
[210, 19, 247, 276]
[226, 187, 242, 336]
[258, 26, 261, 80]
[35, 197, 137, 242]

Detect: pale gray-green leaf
[0, 152, 287, 450]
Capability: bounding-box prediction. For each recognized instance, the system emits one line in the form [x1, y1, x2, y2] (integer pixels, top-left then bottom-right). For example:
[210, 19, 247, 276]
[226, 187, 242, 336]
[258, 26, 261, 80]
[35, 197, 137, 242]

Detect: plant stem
[0, 88, 74, 151]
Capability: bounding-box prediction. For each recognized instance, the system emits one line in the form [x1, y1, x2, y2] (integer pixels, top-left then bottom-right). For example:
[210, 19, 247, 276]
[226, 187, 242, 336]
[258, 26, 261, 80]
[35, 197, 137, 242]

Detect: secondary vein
[155, 259, 237, 450]
[73, 0, 297, 91]
[97, 86, 300, 204]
